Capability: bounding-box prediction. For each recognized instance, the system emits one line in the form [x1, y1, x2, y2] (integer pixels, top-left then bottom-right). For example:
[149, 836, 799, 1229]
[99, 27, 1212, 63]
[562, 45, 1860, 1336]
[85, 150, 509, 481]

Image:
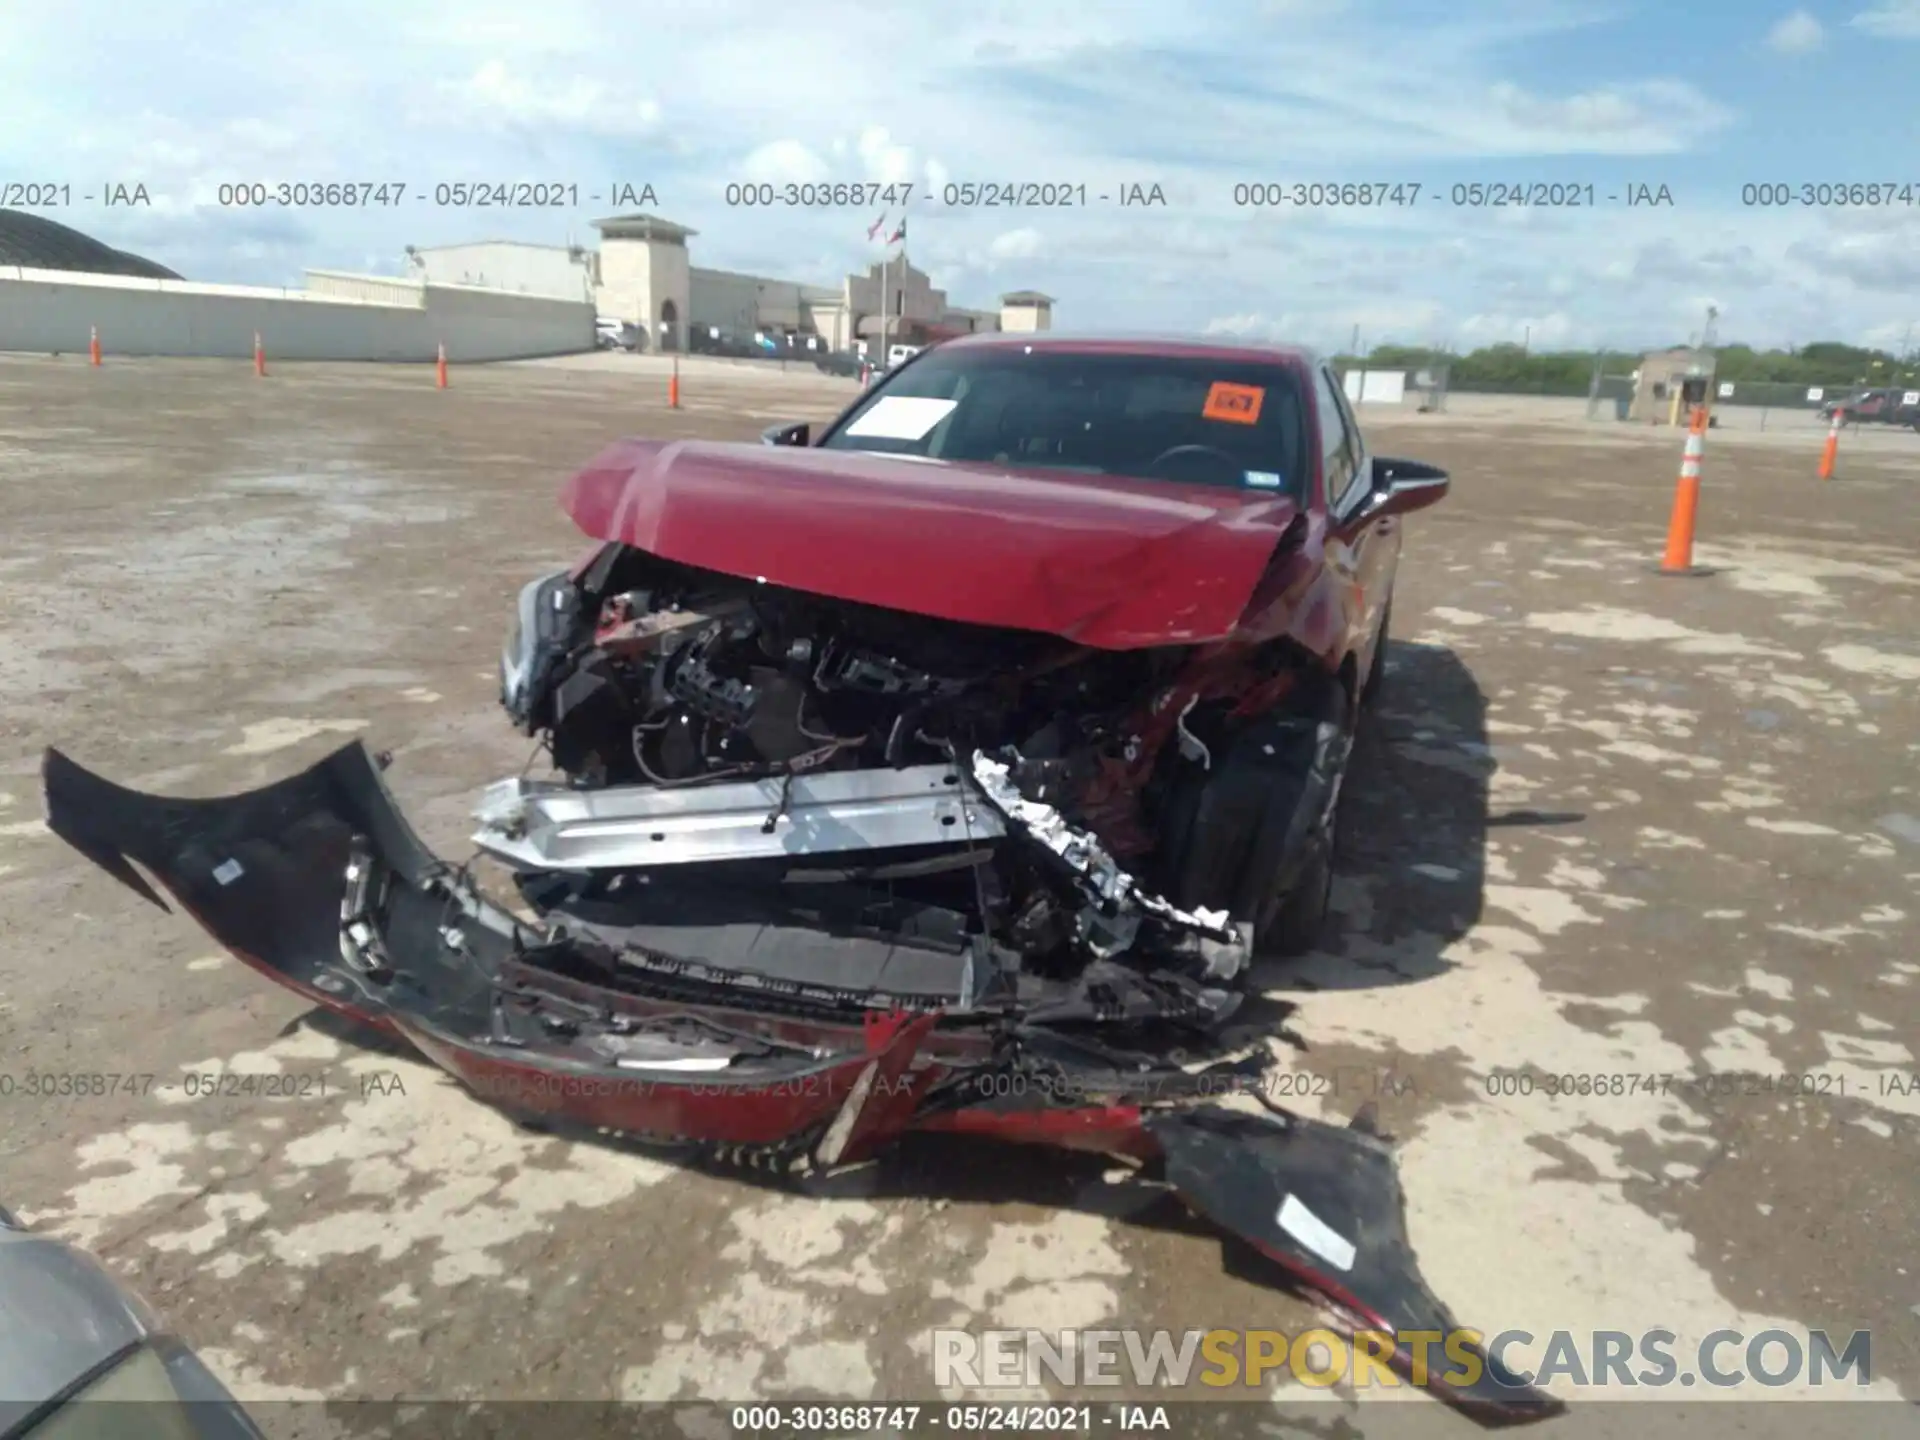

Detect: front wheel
[1361, 600, 1391, 709]
[1249, 814, 1336, 957]
[1161, 681, 1352, 961]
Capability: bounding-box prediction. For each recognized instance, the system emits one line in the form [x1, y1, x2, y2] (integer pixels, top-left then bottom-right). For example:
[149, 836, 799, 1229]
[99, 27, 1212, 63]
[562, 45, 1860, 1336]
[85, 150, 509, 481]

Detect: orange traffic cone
[1656, 406, 1714, 577]
[1817, 412, 1840, 481]
[668, 355, 681, 409]
[435, 343, 448, 388]
[254, 332, 266, 377]
[89, 326, 102, 366]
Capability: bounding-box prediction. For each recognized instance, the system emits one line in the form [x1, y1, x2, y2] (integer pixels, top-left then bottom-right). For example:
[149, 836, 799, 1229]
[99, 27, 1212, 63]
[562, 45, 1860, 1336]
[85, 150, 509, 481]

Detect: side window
[1314, 367, 1357, 506]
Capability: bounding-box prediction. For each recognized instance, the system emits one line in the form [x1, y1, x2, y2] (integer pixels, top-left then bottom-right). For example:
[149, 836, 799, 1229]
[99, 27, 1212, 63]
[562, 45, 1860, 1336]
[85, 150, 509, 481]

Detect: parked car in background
[689, 328, 760, 359]
[886, 342, 922, 368]
[595, 317, 643, 352]
[1818, 387, 1920, 426]
[812, 349, 867, 378]
[0, 1202, 267, 1438]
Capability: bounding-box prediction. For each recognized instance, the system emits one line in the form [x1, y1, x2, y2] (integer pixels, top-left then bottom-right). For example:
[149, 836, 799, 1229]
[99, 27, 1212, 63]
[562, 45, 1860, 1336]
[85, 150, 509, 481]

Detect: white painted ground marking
[1259, 883, 1909, 1402]
[1525, 607, 1795, 659]
[1822, 644, 1920, 682]
[1746, 817, 1839, 837]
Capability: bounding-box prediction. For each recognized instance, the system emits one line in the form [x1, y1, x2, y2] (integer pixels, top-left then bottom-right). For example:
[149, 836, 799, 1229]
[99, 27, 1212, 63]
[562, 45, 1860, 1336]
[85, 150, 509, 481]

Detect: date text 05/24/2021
[0, 1070, 411, 1102]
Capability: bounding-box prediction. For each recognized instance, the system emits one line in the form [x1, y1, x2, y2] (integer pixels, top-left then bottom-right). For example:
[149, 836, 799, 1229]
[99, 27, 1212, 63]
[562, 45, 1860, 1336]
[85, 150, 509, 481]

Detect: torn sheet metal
[969, 750, 1250, 979]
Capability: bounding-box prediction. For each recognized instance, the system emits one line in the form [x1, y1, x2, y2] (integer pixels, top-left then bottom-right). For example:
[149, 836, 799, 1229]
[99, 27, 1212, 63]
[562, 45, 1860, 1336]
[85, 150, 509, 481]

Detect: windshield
[21, 1341, 261, 1440]
[819, 346, 1310, 499]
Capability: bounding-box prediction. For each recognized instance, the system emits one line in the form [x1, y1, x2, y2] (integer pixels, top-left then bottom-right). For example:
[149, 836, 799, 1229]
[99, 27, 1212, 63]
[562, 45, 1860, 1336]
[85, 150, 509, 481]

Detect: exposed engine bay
[491, 542, 1347, 1011]
[507, 543, 1194, 800]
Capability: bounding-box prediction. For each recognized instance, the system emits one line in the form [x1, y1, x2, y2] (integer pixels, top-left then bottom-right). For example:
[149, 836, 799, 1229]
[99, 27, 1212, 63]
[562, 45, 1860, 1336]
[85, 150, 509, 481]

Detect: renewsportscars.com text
[933, 1327, 1873, 1391]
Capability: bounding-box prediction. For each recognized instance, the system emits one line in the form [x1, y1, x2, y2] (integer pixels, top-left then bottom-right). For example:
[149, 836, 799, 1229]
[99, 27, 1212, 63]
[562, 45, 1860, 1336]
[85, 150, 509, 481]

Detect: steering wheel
[1145, 443, 1245, 485]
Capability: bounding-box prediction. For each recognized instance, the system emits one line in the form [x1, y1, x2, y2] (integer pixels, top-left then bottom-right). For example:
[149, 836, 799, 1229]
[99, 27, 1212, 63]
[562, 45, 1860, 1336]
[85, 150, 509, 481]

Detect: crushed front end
[481, 540, 1375, 1001]
[42, 730, 1560, 1424]
[38, 531, 1556, 1422]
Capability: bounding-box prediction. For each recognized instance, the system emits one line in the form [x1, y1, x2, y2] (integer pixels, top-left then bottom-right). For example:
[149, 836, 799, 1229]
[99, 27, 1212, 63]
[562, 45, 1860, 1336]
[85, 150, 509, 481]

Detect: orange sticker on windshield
[1203, 382, 1264, 424]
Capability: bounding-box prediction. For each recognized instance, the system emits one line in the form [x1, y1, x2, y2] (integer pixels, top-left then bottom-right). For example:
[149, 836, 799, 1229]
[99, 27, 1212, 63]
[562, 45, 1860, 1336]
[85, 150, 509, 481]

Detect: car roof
[937, 330, 1323, 370]
[0, 1227, 157, 1409]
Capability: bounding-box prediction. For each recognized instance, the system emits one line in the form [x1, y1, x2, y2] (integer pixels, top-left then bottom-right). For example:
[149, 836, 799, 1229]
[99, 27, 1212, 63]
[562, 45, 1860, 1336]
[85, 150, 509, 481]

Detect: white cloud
[1765, 10, 1825, 51]
[854, 128, 916, 186]
[434, 60, 662, 134]
[1786, 227, 1920, 290]
[1851, 1, 1920, 36]
[1204, 301, 1450, 355]
[739, 140, 831, 186]
[4, 0, 1912, 352]
[1481, 81, 1735, 153]
[1205, 313, 1290, 340]
[987, 228, 1043, 261]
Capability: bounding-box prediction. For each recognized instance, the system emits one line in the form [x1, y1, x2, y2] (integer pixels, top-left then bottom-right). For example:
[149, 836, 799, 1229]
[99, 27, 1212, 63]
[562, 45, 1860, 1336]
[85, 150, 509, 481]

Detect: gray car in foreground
[0, 1203, 265, 1439]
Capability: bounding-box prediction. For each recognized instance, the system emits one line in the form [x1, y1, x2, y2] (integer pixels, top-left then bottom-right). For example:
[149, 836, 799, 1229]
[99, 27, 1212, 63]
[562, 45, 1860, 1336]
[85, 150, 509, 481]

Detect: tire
[1254, 826, 1335, 958]
[1163, 678, 1352, 961]
[1361, 599, 1391, 709]
[1233, 717, 1347, 958]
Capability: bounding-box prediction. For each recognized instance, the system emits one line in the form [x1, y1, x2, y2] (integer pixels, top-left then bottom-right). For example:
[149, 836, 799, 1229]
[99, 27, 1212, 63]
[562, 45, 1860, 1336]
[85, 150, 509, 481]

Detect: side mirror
[760, 421, 811, 447]
[1354, 457, 1449, 525]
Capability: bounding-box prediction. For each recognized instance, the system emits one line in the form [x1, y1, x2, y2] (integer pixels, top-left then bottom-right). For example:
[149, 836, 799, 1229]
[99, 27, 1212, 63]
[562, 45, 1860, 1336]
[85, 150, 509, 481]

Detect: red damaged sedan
[43, 334, 1554, 1421]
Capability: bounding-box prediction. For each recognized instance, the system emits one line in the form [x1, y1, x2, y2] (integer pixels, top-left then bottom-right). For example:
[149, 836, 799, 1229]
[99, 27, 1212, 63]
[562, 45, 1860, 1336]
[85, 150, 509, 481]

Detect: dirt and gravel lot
[1, 352, 1916, 1436]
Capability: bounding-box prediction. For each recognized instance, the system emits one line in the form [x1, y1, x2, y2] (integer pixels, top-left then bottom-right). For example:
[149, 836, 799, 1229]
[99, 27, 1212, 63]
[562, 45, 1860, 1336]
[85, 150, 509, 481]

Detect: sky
[4, 0, 1918, 355]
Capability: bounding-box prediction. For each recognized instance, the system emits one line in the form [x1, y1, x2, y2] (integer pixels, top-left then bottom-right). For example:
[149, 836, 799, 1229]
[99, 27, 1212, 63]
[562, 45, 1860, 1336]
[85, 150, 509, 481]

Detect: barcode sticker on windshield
[1203, 382, 1264, 425]
[844, 396, 959, 441]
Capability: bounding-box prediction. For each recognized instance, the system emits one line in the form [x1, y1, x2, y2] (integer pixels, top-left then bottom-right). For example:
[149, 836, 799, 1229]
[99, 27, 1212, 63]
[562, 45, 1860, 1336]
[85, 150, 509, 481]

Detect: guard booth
[1629, 347, 1716, 425]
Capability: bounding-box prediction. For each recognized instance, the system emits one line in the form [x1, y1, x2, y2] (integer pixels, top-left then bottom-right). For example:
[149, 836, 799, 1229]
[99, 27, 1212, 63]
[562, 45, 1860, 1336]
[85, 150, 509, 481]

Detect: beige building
[1629, 346, 1716, 425]
[414, 212, 1038, 353]
[404, 240, 596, 300]
[590, 213, 697, 349]
[999, 291, 1055, 332]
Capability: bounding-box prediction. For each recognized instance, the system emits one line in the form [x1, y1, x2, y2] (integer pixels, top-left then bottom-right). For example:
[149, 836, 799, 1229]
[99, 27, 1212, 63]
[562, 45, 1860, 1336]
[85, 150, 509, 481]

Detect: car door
[1315, 366, 1397, 680]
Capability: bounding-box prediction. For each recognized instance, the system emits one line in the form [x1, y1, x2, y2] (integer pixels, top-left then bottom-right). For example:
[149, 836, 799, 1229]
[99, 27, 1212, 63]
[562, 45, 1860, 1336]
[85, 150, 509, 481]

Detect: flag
[867, 212, 888, 241]
[887, 218, 906, 246]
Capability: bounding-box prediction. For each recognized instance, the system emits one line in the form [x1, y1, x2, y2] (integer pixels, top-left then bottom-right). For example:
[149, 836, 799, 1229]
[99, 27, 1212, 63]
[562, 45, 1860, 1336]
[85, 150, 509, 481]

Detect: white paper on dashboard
[844, 396, 959, 440]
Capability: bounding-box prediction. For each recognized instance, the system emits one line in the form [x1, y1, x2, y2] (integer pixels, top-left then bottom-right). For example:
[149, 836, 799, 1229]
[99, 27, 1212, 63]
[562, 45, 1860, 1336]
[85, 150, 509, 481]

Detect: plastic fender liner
[39, 742, 945, 1150]
[1161, 677, 1348, 925]
[1145, 1106, 1565, 1422]
[40, 741, 448, 1032]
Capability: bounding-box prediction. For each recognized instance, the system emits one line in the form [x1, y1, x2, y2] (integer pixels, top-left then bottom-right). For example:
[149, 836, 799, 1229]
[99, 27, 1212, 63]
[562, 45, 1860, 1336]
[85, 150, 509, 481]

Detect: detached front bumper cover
[42, 740, 1562, 1424]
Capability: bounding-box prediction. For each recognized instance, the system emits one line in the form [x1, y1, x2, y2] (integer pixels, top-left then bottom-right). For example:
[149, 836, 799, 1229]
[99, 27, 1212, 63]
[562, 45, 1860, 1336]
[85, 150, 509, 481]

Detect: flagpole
[879, 247, 889, 366]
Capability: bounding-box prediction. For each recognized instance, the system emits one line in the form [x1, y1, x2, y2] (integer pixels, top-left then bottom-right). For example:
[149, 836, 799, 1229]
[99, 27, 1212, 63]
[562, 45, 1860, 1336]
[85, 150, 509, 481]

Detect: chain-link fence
[1710, 379, 1911, 412]
[1584, 373, 1635, 420]
[1327, 361, 1920, 423]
